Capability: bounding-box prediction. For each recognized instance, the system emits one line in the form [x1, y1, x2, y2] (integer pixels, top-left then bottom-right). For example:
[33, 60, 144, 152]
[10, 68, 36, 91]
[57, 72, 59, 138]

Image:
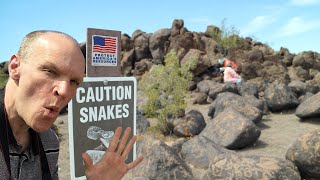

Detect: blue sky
[1, 0, 320, 62]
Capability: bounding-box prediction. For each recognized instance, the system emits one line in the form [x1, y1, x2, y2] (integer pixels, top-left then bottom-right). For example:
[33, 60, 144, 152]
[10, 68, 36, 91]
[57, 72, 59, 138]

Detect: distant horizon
[0, 25, 316, 63]
[0, 22, 317, 63]
[1, 0, 320, 62]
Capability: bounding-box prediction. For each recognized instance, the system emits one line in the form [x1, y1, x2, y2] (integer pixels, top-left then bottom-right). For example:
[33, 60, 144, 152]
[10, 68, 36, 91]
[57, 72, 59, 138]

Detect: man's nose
[54, 81, 70, 97]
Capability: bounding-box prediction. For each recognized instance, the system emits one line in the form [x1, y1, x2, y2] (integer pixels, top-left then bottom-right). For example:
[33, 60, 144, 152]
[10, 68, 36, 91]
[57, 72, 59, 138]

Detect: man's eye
[71, 80, 80, 86]
[44, 69, 55, 74]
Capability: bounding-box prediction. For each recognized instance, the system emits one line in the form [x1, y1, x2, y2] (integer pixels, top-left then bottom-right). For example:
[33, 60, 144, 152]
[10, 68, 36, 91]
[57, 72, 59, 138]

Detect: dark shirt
[0, 89, 59, 180]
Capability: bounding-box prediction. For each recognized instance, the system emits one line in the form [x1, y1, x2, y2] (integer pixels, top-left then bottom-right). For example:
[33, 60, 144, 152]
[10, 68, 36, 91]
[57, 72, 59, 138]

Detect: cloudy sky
[1, 0, 320, 62]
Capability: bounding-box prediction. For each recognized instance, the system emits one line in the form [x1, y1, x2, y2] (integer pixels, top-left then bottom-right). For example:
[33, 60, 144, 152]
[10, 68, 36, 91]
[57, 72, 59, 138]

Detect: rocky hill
[114, 19, 320, 179]
[78, 19, 319, 108]
[80, 19, 320, 114]
[2, 19, 320, 92]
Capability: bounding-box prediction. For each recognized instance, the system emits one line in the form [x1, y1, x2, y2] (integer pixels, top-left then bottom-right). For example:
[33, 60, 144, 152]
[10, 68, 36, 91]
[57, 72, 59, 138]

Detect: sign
[92, 35, 118, 66]
[68, 77, 137, 179]
[86, 28, 121, 77]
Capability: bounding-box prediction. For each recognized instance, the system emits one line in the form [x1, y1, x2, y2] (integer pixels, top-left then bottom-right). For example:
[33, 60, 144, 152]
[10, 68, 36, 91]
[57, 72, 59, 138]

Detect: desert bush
[210, 19, 244, 54]
[0, 74, 8, 89]
[139, 50, 196, 134]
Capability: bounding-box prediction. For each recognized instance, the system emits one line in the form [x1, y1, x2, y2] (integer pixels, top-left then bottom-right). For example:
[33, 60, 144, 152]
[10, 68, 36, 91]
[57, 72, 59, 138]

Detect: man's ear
[8, 54, 21, 80]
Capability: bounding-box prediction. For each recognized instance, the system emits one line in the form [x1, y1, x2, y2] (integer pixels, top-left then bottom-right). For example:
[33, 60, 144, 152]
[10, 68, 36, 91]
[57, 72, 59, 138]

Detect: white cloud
[290, 0, 319, 6]
[278, 17, 320, 37]
[241, 15, 276, 36]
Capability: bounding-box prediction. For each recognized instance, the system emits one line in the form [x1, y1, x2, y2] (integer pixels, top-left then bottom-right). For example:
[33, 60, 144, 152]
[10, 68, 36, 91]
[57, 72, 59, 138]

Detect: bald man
[0, 30, 142, 179]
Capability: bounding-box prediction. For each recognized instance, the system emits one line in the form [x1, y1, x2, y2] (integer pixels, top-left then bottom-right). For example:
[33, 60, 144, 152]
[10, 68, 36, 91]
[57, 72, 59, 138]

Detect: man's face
[13, 34, 85, 132]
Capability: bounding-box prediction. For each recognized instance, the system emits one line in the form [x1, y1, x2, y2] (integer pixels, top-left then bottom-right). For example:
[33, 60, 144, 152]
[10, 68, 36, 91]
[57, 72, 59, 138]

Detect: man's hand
[82, 127, 143, 180]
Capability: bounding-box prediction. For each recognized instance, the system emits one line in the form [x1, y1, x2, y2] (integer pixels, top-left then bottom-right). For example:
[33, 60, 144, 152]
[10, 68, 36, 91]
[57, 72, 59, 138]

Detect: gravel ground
[55, 105, 320, 179]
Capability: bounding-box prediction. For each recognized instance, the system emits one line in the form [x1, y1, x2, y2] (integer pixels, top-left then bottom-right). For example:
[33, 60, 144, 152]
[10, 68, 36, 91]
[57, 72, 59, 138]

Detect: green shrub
[139, 50, 196, 135]
[0, 74, 8, 89]
[210, 19, 244, 54]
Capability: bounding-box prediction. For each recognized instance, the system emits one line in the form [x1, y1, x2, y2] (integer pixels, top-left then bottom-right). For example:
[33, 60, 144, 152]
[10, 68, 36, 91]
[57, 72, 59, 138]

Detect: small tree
[139, 50, 196, 134]
[0, 74, 8, 88]
[210, 19, 244, 55]
[0, 62, 9, 88]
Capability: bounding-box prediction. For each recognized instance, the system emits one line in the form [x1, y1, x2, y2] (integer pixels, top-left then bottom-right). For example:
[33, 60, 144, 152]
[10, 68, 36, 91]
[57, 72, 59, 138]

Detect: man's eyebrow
[40, 60, 84, 81]
[41, 61, 59, 72]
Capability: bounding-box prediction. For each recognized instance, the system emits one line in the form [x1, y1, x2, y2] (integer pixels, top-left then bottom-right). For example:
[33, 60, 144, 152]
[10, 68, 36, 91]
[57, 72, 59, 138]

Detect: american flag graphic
[93, 36, 117, 54]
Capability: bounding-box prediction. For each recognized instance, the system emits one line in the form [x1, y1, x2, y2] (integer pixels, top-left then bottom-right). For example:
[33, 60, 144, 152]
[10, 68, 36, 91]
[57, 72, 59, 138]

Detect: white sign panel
[68, 77, 137, 179]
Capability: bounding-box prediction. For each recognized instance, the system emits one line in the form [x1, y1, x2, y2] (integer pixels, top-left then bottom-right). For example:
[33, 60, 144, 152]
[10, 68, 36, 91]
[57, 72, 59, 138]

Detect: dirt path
[54, 114, 70, 180]
[236, 112, 320, 158]
[55, 109, 320, 179]
[185, 100, 320, 158]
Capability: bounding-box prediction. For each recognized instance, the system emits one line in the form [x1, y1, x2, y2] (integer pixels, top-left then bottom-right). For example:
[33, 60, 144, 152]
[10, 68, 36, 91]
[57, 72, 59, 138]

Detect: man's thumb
[82, 152, 93, 169]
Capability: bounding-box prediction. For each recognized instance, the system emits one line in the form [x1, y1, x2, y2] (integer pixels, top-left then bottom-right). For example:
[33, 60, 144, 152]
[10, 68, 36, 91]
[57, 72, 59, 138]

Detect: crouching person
[223, 61, 241, 84]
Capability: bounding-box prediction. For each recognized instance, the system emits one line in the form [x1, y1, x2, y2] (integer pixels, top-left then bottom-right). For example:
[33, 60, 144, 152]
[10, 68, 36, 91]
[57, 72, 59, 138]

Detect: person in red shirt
[223, 61, 241, 84]
[218, 57, 238, 70]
